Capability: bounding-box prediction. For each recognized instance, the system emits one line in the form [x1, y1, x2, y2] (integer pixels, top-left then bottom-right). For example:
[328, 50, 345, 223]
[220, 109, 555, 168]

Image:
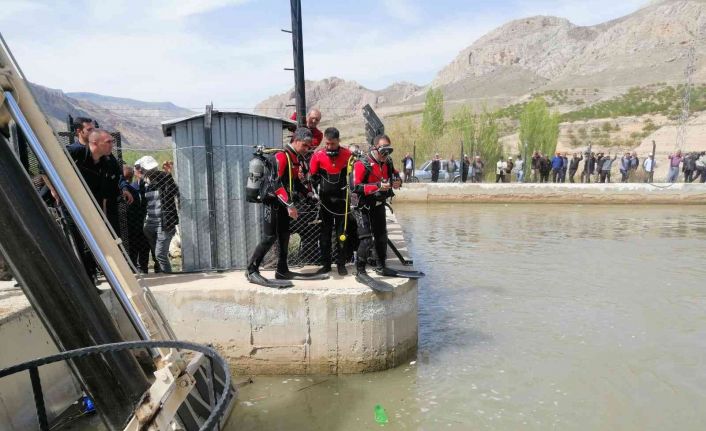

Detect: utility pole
[289, 0, 306, 127]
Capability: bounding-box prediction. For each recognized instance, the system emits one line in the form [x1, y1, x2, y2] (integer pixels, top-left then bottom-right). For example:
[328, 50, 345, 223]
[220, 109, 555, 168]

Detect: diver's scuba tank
[246, 153, 267, 203]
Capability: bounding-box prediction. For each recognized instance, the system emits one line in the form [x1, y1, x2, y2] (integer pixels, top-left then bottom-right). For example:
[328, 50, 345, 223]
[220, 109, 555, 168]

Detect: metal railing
[0, 340, 232, 431]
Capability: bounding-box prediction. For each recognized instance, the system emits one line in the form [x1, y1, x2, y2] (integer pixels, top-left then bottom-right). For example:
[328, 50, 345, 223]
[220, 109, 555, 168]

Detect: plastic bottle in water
[374, 404, 388, 424]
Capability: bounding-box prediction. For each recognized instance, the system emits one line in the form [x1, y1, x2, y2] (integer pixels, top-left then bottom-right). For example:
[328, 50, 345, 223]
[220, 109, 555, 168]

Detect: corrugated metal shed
[162, 111, 293, 271]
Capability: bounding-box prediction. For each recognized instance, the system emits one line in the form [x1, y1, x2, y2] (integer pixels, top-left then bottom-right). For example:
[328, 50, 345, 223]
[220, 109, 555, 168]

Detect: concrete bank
[146, 218, 418, 376]
[396, 183, 706, 204]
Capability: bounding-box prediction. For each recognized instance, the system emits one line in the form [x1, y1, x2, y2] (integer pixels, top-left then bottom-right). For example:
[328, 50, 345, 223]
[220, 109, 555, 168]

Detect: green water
[227, 204, 706, 430]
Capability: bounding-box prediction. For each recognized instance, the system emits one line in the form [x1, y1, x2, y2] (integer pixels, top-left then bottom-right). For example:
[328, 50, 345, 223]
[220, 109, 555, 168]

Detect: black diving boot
[337, 263, 348, 276]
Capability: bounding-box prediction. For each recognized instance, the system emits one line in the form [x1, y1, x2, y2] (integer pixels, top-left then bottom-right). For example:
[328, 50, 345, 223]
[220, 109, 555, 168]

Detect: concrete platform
[145, 217, 418, 375]
[396, 182, 706, 204]
[0, 214, 418, 384]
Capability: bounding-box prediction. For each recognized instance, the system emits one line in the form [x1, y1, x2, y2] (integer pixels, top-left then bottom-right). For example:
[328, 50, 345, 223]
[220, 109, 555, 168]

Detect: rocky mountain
[434, 0, 705, 98]
[30, 83, 194, 149]
[254, 77, 422, 121]
[257, 0, 705, 124]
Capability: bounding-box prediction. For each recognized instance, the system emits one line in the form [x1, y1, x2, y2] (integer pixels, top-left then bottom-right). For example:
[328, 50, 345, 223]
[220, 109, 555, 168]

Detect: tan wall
[148, 274, 418, 375]
[395, 183, 706, 204]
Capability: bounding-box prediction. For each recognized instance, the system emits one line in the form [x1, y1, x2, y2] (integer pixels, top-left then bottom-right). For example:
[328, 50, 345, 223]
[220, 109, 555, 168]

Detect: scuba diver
[351, 134, 424, 292]
[245, 127, 330, 288]
[309, 127, 352, 276]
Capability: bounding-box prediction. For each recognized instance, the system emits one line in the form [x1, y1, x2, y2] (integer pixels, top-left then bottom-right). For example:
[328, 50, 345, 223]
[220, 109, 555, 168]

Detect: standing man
[447, 155, 457, 182]
[246, 128, 328, 287]
[472, 156, 484, 183]
[505, 157, 514, 183]
[64, 129, 124, 283]
[401, 153, 414, 181]
[667, 150, 683, 183]
[351, 135, 403, 290]
[65, 117, 133, 231]
[568, 153, 583, 183]
[495, 157, 506, 183]
[515, 155, 525, 183]
[461, 154, 471, 183]
[309, 127, 352, 276]
[551, 152, 564, 183]
[123, 165, 149, 273]
[560, 153, 569, 183]
[643, 153, 656, 182]
[539, 154, 551, 183]
[694, 152, 706, 183]
[600, 152, 617, 183]
[531, 151, 541, 182]
[619, 152, 632, 183]
[431, 154, 441, 183]
[140, 156, 180, 274]
[629, 151, 640, 182]
[291, 109, 323, 150]
[683, 152, 697, 183]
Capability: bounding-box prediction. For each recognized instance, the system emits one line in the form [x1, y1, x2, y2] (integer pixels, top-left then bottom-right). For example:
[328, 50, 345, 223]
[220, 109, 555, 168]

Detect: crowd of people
[34, 117, 180, 284]
[401, 148, 706, 184]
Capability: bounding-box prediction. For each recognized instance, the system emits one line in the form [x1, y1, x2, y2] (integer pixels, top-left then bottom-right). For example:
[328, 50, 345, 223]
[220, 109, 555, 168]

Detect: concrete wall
[148, 273, 418, 376]
[395, 183, 706, 204]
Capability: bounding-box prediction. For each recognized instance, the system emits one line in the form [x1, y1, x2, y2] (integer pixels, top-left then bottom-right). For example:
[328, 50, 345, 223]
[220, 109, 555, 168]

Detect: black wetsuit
[247, 145, 307, 274]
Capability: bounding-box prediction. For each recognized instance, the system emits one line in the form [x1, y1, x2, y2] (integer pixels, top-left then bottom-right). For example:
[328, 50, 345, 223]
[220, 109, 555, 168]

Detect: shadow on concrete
[139, 271, 229, 288]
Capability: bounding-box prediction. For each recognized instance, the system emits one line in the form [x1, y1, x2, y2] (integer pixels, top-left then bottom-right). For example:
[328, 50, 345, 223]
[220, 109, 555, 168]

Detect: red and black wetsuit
[248, 145, 307, 274]
[309, 146, 352, 268]
[351, 153, 397, 273]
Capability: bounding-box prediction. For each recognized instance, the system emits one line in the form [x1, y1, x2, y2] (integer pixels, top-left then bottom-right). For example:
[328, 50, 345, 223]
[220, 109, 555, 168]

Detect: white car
[413, 160, 461, 182]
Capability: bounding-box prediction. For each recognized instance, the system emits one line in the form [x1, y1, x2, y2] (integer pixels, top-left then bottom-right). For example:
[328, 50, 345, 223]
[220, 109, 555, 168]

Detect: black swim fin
[246, 271, 294, 288]
[275, 270, 330, 281]
[375, 267, 425, 279]
[355, 271, 394, 292]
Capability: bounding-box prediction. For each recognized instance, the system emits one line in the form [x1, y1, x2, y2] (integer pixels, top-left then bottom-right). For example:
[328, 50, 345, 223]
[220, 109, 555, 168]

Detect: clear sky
[1, 0, 648, 110]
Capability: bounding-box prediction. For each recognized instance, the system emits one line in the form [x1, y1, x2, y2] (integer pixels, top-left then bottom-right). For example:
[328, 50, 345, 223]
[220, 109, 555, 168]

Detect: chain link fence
[10, 123, 186, 278]
[10, 114, 342, 278]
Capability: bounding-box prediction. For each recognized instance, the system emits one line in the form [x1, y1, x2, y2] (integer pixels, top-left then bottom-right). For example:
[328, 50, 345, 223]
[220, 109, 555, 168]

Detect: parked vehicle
[414, 160, 461, 182]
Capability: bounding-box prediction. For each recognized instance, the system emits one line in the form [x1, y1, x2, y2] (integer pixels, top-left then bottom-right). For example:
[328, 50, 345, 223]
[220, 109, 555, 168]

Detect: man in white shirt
[496, 157, 507, 183]
[643, 153, 656, 183]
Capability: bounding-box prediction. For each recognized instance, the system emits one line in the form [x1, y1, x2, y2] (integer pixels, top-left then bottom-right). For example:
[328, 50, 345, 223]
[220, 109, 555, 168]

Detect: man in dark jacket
[568, 153, 583, 183]
[683, 152, 698, 183]
[539, 154, 551, 183]
[461, 154, 470, 182]
[431, 154, 441, 182]
[581, 152, 596, 183]
[531, 151, 541, 182]
[560, 153, 569, 183]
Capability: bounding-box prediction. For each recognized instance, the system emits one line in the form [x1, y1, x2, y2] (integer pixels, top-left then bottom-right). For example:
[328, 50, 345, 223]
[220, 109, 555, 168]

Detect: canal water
[229, 204, 706, 430]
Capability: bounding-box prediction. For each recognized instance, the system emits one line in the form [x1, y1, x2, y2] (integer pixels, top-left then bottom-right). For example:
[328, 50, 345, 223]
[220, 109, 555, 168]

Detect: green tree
[420, 88, 445, 155]
[519, 98, 560, 156]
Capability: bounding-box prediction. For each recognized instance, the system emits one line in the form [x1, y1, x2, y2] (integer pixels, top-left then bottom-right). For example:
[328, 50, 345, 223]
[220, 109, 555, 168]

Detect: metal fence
[9, 113, 340, 278]
[10, 122, 187, 277]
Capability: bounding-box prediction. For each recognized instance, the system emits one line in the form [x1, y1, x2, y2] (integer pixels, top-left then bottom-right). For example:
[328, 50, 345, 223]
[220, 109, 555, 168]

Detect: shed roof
[161, 111, 296, 137]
